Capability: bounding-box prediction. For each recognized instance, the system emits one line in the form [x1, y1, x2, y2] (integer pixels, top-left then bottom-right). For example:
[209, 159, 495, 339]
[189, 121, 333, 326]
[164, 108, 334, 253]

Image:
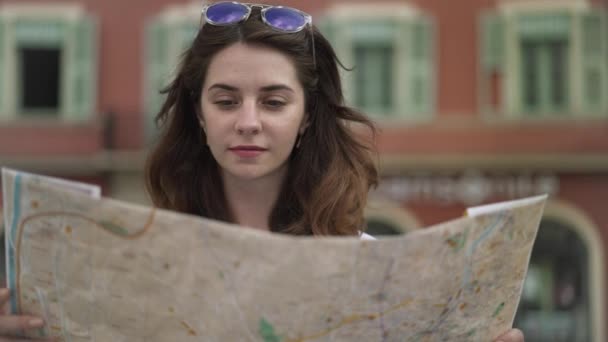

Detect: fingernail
[28, 318, 44, 327]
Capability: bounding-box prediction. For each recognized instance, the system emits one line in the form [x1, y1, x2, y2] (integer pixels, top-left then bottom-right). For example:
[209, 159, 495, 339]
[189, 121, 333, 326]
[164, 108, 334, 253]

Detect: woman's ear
[299, 114, 310, 135]
[295, 115, 309, 149]
[195, 105, 206, 131]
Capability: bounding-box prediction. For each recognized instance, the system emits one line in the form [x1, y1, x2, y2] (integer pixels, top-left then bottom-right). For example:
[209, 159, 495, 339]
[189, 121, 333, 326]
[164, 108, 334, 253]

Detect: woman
[0, 2, 524, 341]
[146, 2, 377, 238]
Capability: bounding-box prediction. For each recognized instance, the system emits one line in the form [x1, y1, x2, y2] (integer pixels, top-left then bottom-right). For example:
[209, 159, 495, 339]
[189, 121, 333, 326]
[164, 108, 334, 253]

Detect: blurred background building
[0, 0, 606, 340]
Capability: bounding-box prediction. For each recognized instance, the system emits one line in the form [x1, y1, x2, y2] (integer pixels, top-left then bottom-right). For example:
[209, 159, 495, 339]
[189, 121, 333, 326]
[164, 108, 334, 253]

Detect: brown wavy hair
[146, 7, 378, 236]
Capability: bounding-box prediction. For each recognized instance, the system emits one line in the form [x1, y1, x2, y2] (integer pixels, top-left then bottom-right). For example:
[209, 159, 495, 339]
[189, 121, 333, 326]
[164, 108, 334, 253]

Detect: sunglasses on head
[200, 1, 316, 68]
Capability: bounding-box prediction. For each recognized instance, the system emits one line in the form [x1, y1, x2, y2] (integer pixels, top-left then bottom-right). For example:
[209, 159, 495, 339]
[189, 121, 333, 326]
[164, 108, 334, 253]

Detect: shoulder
[359, 231, 376, 240]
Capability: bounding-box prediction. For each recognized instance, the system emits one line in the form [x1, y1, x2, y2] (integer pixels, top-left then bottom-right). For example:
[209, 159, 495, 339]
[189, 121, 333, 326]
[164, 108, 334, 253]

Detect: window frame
[320, 3, 436, 122]
[0, 4, 98, 122]
[479, 0, 607, 119]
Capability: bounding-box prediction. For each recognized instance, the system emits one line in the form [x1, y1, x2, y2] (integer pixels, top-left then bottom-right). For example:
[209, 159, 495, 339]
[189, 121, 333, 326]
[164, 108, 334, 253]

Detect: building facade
[0, 0, 606, 340]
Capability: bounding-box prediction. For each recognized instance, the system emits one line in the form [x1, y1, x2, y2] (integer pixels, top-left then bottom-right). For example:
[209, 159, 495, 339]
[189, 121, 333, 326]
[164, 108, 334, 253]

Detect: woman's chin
[223, 167, 271, 182]
[221, 161, 288, 183]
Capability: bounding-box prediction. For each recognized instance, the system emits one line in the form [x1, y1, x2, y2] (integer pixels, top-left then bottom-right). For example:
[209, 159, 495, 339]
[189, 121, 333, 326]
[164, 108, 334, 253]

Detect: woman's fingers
[0, 289, 11, 312]
[0, 288, 52, 340]
[0, 338, 56, 342]
[0, 315, 45, 336]
[494, 328, 524, 342]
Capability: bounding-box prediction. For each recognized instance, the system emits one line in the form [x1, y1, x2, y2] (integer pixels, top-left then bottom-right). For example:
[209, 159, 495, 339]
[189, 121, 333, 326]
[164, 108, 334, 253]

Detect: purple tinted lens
[206, 2, 249, 24]
[264, 7, 306, 32]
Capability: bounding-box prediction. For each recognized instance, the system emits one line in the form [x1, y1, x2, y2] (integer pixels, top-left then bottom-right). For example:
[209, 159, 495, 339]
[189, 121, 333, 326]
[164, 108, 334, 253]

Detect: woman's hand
[494, 328, 524, 342]
[0, 288, 53, 341]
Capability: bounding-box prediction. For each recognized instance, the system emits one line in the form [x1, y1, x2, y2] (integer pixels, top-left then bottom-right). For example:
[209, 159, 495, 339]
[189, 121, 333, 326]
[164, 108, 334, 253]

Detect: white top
[359, 232, 376, 240]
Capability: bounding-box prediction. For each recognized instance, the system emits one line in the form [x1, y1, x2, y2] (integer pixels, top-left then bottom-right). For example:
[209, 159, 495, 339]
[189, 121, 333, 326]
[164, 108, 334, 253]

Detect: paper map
[2, 168, 545, 341]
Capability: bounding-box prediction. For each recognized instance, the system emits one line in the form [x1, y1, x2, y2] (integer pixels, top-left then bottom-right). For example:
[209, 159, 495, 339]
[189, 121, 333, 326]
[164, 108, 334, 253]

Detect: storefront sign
[375, 171, 559, 206]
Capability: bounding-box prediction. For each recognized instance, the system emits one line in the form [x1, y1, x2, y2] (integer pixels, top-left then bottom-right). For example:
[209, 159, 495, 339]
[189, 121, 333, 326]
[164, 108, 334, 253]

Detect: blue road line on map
[8, 174, 22, 313]
[461, 214, 505, 289]
[467, 214, 505, 258]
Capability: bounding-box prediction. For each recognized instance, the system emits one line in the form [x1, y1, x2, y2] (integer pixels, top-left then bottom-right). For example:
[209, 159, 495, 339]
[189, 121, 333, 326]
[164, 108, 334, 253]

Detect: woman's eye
[264, 99, 286, 108]
[214, 100, 238, 108]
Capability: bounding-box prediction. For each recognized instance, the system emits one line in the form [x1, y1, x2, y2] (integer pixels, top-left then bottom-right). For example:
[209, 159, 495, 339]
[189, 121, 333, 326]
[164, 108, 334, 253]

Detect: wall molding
[498, 0, 590, 15]
[323, 3, 421, 20]
[379, 154, 608, 174]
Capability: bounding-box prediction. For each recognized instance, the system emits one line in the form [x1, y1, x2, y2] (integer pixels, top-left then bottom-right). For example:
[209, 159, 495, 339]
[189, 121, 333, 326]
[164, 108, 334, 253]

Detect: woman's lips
[229, 146, 267, 158]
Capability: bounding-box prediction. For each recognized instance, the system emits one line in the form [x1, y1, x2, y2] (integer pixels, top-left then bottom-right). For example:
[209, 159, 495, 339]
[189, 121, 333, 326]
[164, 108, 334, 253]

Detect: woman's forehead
[204, 43, 302, 91]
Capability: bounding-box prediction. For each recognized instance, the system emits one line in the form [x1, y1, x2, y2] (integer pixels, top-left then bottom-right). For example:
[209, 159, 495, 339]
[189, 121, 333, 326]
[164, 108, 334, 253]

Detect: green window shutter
[66, 17, 97, 120]
[407, 16, 433, 115]
[480, 12, 506, 114]
[317, 18, 335, 44]
[178, 23, 198, 53]
[145, 20, 170, 142]
[0, 18, 5, 114]
[582, 12, 607, 112]
[321, 18, 354, 108]
[481, 12, 504, 72]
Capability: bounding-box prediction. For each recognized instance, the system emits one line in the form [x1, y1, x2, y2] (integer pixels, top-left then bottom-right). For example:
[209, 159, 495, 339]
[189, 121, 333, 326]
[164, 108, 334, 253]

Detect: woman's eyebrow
[207, 83, 294, 93]
[260, 84, 294, 93]
[208, 83, 238, 92]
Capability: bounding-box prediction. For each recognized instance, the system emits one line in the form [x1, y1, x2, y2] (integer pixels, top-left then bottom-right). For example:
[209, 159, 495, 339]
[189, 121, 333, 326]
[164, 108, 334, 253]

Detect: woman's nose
[234, 101, 262, 135]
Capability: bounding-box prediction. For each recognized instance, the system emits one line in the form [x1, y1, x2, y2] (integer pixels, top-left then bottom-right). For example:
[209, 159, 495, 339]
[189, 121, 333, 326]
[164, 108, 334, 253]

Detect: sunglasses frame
[200, 1, 316, 68]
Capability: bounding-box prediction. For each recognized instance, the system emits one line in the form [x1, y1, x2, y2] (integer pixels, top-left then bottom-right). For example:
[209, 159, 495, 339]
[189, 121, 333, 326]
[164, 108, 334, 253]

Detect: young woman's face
[200, 43, 307, 183]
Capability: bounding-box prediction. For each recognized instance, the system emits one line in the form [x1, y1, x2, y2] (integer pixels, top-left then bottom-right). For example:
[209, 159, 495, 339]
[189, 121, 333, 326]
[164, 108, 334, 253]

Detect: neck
[222, 170, 286, 231]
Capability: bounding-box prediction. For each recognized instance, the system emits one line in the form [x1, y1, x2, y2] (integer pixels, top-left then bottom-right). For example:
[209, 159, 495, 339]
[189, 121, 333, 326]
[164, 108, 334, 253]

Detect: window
[320, 4, 435, 119]
[354, 42, 394, 112]
[20, 47, 61, 112]
[0, 5, 97, 120]
[145, 3, 200, 143]
[520, 38, 569, 113]
[480, 4, 607, 117]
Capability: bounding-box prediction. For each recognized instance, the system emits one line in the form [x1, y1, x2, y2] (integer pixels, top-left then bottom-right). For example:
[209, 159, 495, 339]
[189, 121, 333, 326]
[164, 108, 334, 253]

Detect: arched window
[514, 218, 591, 341]
[366, 218, 403, 236]
[364, 200, 421, 236]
